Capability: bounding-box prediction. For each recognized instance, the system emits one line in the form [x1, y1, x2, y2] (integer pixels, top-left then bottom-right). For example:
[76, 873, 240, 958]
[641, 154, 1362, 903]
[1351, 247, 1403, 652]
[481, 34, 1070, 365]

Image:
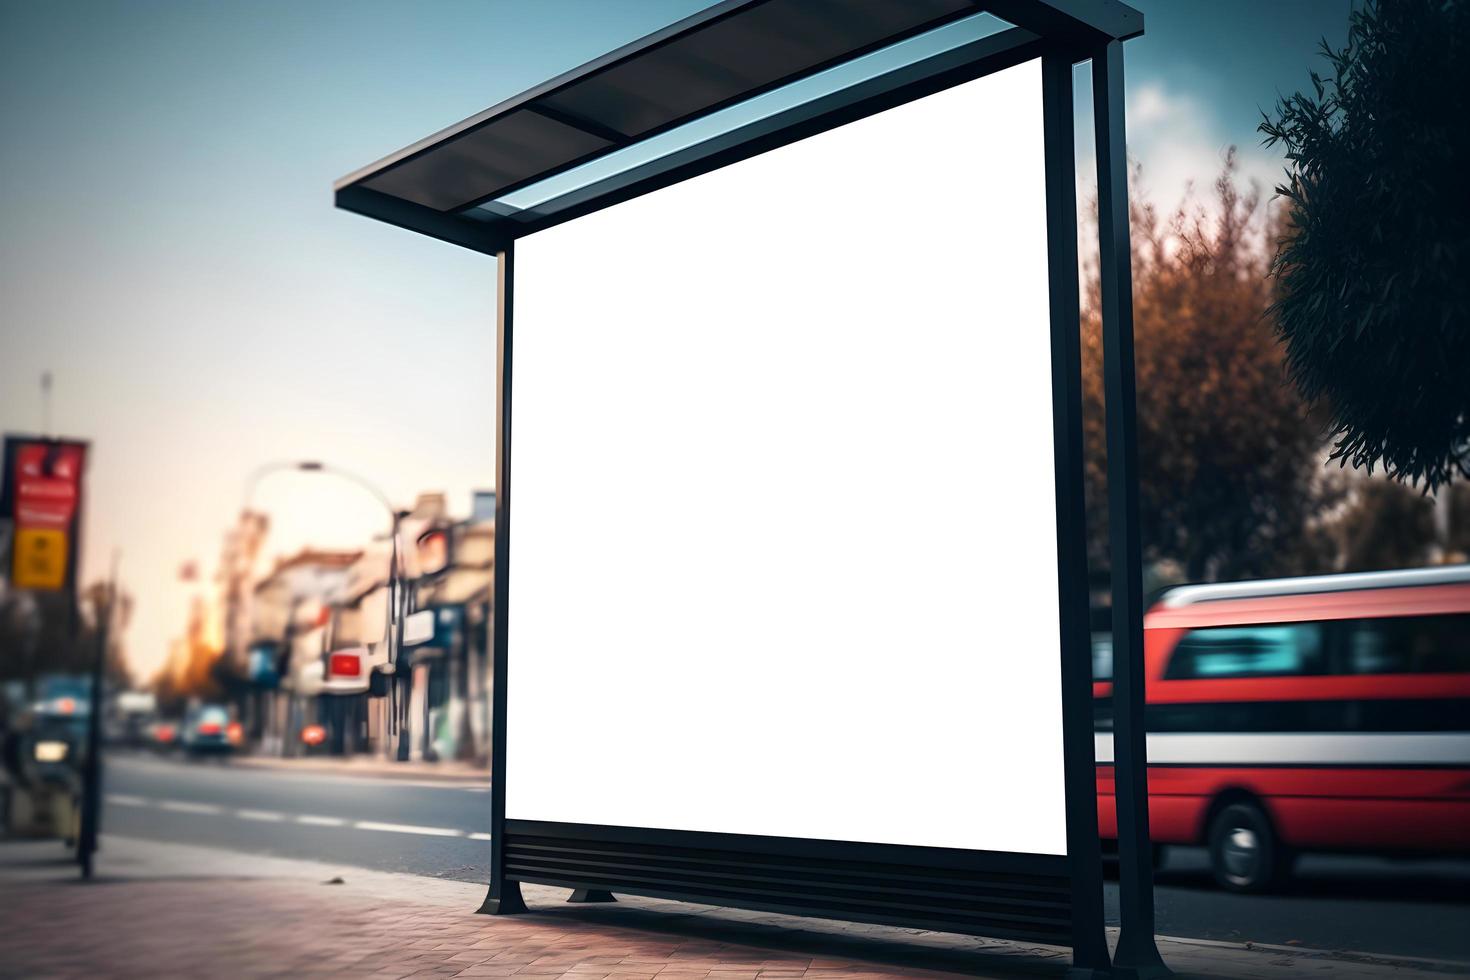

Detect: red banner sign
[3, 437, 88, 592]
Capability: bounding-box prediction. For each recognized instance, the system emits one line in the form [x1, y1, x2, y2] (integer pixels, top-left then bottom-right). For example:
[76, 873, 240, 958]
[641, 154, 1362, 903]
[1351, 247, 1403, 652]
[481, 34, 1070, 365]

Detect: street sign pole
[78, 550, 118, 878]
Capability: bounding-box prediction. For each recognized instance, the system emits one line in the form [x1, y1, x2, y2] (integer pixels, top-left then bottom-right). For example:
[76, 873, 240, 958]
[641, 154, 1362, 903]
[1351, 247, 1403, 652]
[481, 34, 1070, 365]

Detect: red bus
[1095, 565, 1470, 892]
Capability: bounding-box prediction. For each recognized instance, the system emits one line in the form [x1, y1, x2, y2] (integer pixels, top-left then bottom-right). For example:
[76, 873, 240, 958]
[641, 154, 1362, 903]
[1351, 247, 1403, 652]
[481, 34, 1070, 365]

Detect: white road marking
[159, 800, 224, 815]
[106, 794, 147, 806]
[353, 821, 464, 838]
[468, 832, 493, 841]
[236, 809, 285, 822]
[296, 814, 347, 827]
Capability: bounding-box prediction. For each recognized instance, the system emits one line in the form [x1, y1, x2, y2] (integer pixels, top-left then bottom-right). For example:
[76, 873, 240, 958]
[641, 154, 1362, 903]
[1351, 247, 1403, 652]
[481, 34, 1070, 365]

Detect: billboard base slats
[504, 825, 1072, 946]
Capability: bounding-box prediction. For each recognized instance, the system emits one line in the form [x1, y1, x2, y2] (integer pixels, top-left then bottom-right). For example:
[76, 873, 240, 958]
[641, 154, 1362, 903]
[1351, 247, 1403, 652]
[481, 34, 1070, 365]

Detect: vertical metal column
[1042, 51, 1110, 978]
[1093, 39, 1167, 978]
[78, 553, 115, 880]
[479, 244, 527, 915]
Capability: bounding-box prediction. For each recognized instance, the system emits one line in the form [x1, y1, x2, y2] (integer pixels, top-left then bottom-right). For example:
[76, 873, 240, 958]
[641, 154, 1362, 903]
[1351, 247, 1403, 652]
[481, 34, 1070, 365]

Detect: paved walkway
[0, 836, 1462, 979]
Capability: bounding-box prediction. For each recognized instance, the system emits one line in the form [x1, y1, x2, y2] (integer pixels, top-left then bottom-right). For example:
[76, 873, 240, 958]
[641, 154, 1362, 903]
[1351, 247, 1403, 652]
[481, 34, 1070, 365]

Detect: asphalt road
[103, 752, 493, 882]
[102, 753, 1470, 965]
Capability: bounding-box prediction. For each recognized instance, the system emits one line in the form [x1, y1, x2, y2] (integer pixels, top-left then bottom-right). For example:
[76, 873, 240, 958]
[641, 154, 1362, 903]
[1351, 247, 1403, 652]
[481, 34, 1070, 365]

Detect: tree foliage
[1260, 0, 1470, 489]
[1323, 479, 1470, 571]
[0, 583, 132, 691]
[151, 595, 222, 712]
[1332, 479, 1435, 570]
[1082, 157, 1338, 582]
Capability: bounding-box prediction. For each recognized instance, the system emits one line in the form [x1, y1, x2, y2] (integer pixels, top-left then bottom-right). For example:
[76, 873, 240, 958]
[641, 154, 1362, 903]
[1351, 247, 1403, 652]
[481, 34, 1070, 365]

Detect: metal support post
[1043, 50, 1111, 979]
[1094, 38, 1168, 979]
[479, 244, 526, 916]
[567, 889, 617, 904]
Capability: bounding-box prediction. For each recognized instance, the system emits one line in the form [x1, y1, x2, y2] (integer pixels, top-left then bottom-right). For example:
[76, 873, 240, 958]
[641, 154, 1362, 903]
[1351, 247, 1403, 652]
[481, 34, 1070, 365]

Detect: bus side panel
[1139, 766, 1223, 844]
[1259, 767, 1470, 851]
[1094, 765, 1213, 844]
[1097, 764, 1470, 851]
[1096, 766, 1115, 837]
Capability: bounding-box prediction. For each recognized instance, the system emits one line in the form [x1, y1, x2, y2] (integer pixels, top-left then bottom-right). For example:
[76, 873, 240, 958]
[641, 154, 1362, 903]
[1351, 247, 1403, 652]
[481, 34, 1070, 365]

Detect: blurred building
[218, 510, 269, 682]
[247, 549, 356, 755]
[222, 490, 495, 764]
[400, 490, 495, 763]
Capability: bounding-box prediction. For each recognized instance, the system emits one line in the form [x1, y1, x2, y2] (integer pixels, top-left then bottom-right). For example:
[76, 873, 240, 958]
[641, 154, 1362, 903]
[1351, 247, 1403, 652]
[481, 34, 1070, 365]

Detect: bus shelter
[336, 2, 1160, 975]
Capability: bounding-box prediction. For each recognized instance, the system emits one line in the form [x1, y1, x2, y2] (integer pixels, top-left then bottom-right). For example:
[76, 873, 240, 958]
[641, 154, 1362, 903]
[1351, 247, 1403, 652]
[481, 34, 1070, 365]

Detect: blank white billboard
[507, 58, 1066, 856]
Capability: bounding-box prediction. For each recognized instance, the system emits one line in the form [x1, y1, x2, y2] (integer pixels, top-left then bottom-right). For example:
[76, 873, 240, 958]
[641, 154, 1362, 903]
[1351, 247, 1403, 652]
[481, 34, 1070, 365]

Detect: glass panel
[1344, 614, 1470, 675]
[1165, 623, 1326, 680]
[1091, 632, 1113, 681]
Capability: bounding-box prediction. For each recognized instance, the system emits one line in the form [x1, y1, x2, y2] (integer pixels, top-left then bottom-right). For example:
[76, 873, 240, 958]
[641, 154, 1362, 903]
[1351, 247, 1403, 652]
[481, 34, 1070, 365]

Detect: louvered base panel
[503, 821, 1072, 945]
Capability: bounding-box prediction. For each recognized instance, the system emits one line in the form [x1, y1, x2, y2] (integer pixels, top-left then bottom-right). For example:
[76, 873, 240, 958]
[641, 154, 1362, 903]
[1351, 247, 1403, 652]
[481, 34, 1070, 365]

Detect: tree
[1324, 479, 1470, 570]
[1260, 0, 1470, 489]
[81, 580, 134, 690]
[1081, 156, 1339, 582]
[1331, 479, 1435, 571]
[152, 595, 222, 712]
[0, 583, 131, 691]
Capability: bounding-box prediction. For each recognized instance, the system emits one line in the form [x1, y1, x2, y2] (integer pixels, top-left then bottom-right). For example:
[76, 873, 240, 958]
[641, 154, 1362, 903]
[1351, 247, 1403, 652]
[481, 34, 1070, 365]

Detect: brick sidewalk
[0, 837, 1462, 979]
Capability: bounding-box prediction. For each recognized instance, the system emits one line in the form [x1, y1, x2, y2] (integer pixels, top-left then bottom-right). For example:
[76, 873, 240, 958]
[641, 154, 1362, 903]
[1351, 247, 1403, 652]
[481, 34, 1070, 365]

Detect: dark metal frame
[343, 4, 1153, 975]
[1041, 51, 1110, 976]
[1094, 38, 1167, 979]
[479, 244, 526, 916]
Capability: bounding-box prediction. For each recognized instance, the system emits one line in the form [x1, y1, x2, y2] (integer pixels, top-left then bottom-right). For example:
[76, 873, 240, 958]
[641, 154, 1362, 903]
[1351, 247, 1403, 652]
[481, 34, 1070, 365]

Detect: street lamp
[242, 460, 407, 754]
[246, 460, 399, 534]
[244, 458, 404, 646]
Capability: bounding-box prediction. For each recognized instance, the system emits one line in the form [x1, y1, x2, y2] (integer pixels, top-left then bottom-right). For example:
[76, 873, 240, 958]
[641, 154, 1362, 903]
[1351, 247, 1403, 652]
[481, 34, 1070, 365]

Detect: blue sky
[0, 0, 1351, 677]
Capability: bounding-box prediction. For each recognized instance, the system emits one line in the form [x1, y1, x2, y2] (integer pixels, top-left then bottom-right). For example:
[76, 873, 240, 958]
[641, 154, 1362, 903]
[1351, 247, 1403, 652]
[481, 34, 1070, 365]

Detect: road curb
[228, 755, 491, 785]
[1159, 933, 1470, 975]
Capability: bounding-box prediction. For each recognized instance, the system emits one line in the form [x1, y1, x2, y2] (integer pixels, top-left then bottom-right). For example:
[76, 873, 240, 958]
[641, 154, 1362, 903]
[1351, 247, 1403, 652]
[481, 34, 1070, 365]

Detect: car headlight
[34, 740, 69, 763]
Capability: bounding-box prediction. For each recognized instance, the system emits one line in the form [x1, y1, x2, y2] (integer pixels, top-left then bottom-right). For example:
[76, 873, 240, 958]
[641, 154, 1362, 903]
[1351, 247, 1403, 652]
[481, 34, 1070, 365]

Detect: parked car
[109, 690, 159, 748]
[180, 705, 233, 756]
[1096, 565, 1470, 892]
[147, 720, 179, 751]
[1, 677, 89, 843]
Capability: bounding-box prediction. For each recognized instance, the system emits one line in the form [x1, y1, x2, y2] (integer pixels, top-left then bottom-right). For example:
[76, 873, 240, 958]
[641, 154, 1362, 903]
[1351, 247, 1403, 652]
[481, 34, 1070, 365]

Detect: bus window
[1164, 623, 1326, 680]
[1091, 632, 1113, 682]
[1342, 613, 1470, 675]
[1090, 630, 1113, 731]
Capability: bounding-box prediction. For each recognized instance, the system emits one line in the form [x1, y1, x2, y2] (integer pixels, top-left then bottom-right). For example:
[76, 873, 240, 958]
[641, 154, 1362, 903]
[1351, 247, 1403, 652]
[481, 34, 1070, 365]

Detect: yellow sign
[12, 526, 69, 590]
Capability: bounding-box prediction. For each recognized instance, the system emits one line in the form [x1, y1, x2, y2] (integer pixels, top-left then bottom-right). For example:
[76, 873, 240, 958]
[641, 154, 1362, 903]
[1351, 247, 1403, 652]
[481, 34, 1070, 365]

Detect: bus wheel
[1208, 802, 1291, 893]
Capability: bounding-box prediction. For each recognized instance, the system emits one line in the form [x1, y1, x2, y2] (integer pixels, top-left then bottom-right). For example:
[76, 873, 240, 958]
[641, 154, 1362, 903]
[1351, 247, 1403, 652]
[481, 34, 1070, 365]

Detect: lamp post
[242, 460, 406, 757]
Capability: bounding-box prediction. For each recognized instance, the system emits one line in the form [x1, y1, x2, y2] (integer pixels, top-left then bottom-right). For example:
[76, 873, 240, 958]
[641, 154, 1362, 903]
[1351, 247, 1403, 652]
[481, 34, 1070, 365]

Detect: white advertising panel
[507, 59, 1066, 855]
